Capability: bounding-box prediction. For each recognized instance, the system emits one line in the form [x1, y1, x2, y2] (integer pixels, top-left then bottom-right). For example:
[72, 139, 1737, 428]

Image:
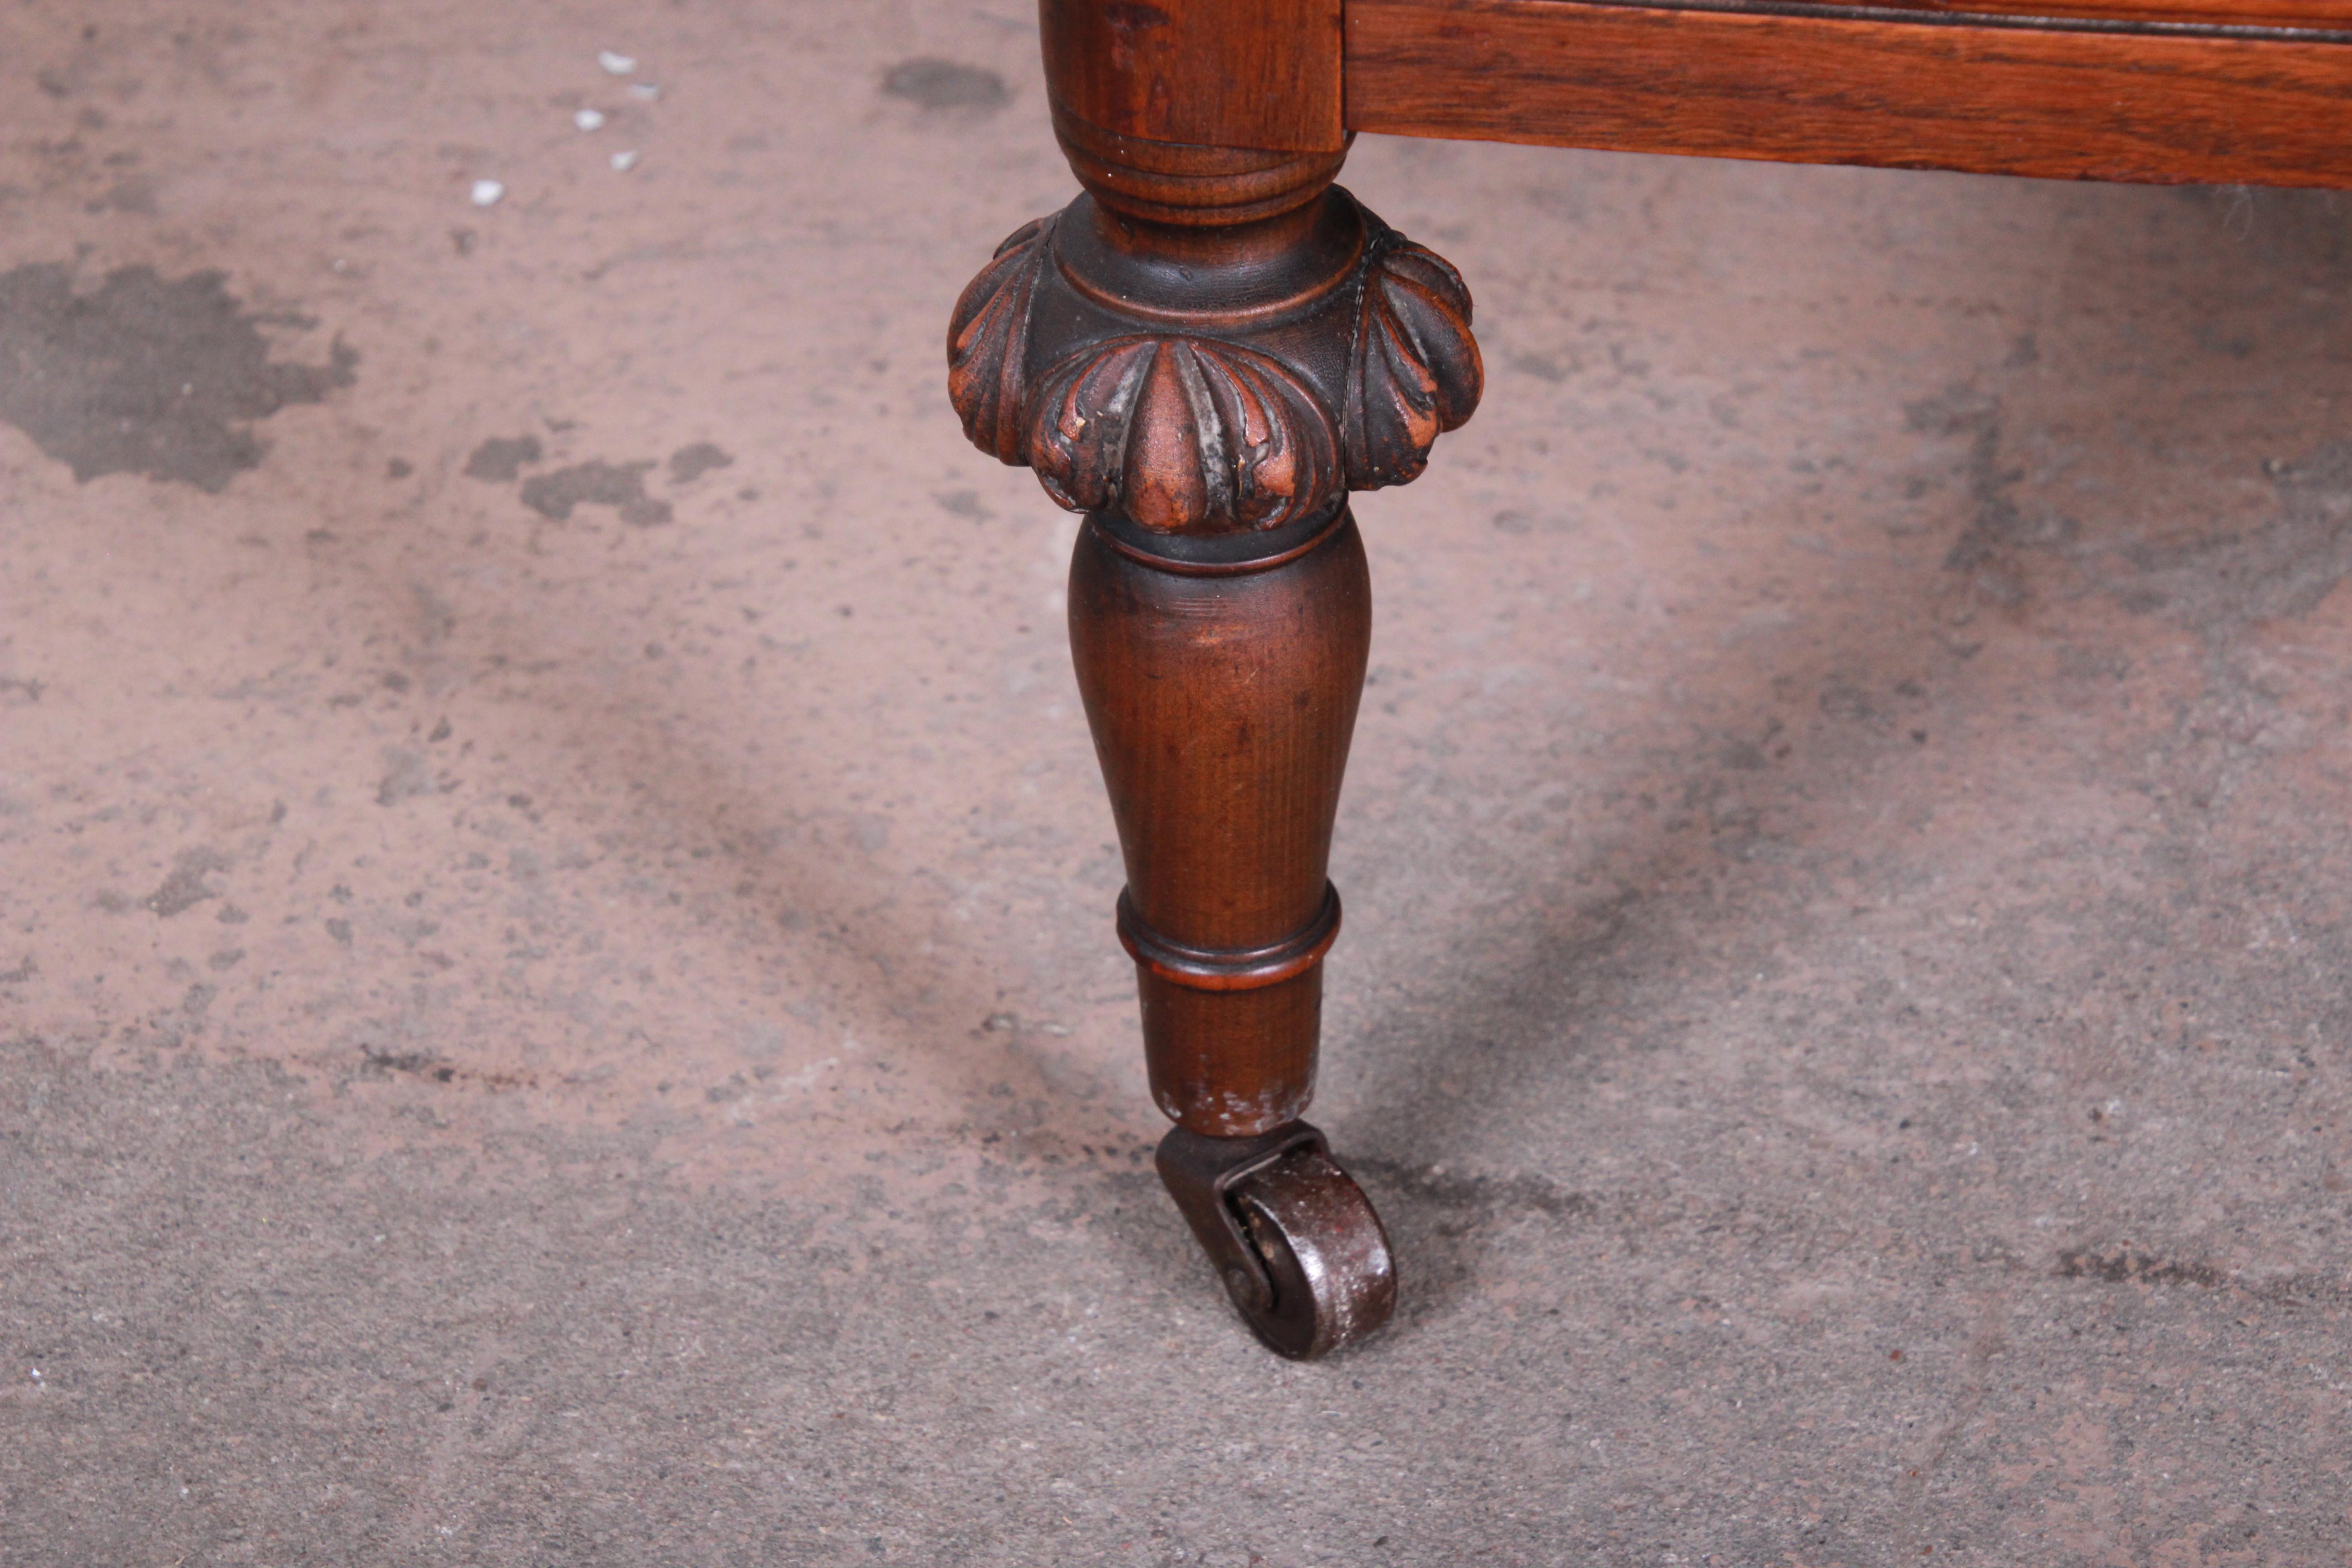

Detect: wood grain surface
[1764, 0, 2352, 33]
[1347, 0, 2352, 188]
[1040, 0, 1345, 152]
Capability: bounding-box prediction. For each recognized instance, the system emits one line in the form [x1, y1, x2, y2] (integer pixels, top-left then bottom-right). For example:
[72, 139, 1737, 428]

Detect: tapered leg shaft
[1068, 514, 1371, 1135]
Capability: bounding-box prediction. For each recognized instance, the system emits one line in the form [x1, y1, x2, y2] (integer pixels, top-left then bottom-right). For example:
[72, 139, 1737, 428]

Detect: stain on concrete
[668, 441, 733, 483]
[1509, 350, 1576, 384]
[881, 58, 1009, 112]
[2055, 1247, 2229, 1290]
[0, 263, 355, 491]
[461, 434, 541, 481]
[376, 746, 434, 806]
[1907, 385, 2074, 608]
[519, 460, 672, 526]
[142, 847, 230, 917]
[1368, 1158, 1596, 1225]
[933, 488, 990, 522]
[84, 177, 156, 216]
[358, 1044, 533, 1089]
[358, 1045, 448, 1080]
[1491, 507, 1579, 535]
[2114, 440, 2352, 632]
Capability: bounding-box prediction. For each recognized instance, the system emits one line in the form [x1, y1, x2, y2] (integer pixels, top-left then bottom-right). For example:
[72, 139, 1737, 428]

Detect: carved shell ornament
[947, 199, 1482, 535]
[1029, 336, 1340, 534]
[946, 215, 1055, 466]
[1343, 220, 1483, 491]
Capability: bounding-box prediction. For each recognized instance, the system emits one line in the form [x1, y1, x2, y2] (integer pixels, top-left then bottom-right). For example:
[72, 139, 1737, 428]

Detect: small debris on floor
[610, 150, 640, 172]
[598, 49, 636, 75]
[628, 83, 661, 100]
[573, 108, 606, 131]
[469, 178, 505, 207]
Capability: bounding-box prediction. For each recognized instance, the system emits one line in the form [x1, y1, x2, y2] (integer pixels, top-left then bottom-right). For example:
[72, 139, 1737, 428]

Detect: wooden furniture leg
[946, 2, 1480, 1357]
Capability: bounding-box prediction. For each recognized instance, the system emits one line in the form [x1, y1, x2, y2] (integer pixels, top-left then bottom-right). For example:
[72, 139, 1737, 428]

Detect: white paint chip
[469, 179, 505, 207]
[628, 83, 661, 100]
[598, 50, 637, 75]
[574, 108, 607, 131]
[610, 150, 640, 172]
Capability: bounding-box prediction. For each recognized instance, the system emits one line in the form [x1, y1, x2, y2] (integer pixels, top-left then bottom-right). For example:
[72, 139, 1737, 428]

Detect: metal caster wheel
[1156, 1121, 1397, 1360]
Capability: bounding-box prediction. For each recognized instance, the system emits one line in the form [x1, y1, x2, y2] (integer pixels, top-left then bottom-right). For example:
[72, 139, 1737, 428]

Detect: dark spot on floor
[881, 58, 1009, 112]
[386, 456, 412, 479]
[933, 488, 989, 522]
[0, 262, 356, 492]
[668, 441, 733, 483]
[359, 1045, 435, 1076]
[376, 746, 434, 806]
[84, 178, 156, 216]
[142, 847, 231, 917]
[1509, 350, 1574, 384]
[2055, 1247, 2228, 1290]
[519, 460, 672, 526]
[462, 434, 542, 482]
[1906, 386, 2074, 608]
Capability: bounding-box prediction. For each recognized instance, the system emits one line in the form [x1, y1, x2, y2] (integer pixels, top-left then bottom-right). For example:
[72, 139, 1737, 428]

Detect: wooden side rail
[1346, 0, 2352, 188]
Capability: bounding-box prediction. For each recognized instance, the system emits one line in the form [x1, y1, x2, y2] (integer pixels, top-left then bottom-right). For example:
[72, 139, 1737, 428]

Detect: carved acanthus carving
[946, 190, 1481, 540]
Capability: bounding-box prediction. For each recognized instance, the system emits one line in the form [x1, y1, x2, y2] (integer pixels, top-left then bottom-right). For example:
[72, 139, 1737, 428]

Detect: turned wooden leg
[1068, 511, 1367, 1139]
[945, 2, 1480, 1357]
[1071, 513, 1398, 1359]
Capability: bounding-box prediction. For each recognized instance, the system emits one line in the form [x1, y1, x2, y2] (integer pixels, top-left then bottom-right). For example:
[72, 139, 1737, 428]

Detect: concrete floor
[4, 3, 2350, 1563]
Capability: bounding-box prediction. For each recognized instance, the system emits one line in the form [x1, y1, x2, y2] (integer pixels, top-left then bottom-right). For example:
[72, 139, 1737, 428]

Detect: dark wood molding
[1346, 0, 2352, 188]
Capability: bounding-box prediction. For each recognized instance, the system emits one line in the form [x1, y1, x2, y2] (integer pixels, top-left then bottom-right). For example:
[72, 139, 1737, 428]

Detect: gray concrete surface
[4, 3, 2349, 1563]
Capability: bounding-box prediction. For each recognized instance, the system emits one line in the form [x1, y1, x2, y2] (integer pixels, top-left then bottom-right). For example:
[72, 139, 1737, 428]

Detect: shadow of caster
[945, 7, 1480, 1359]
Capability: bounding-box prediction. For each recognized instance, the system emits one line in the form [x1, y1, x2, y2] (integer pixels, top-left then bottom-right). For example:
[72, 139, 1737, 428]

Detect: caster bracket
[1156, 1119, 1396, 1358]
[1155, 1121, 1328, 1318]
